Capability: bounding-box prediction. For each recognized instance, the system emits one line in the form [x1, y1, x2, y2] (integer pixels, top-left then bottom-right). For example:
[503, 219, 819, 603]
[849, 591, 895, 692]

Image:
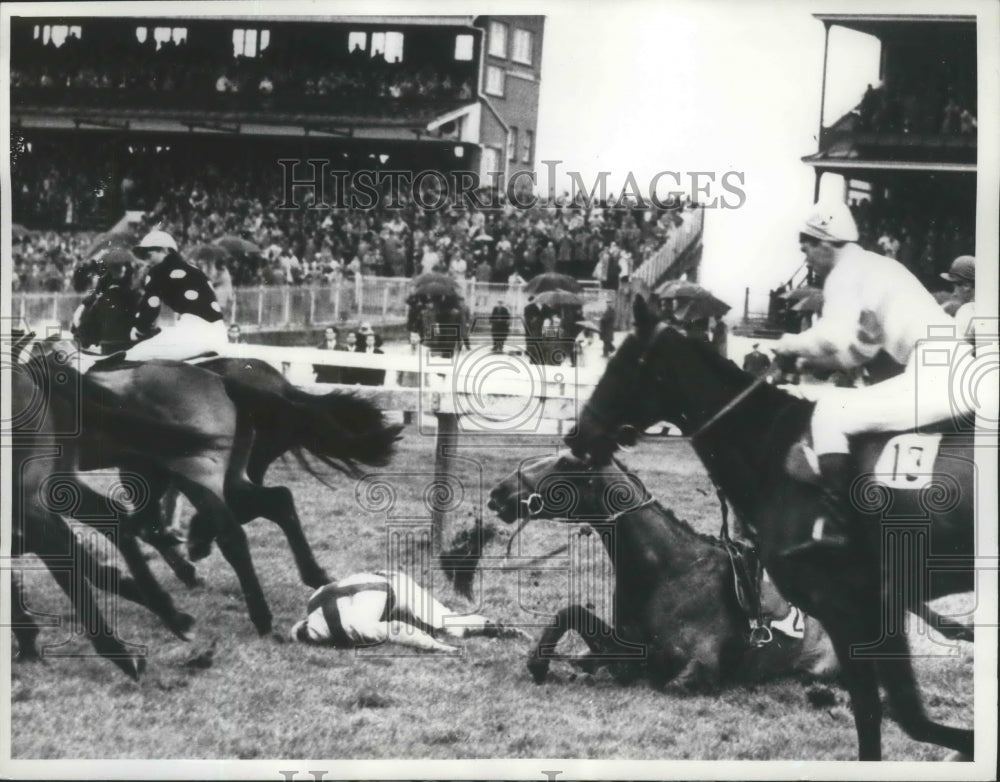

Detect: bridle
[503, 456, 654, 564]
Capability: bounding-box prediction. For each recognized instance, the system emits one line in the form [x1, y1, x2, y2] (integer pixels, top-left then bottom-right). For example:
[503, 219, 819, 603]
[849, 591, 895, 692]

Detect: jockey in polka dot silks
[124, 230, 228, 361]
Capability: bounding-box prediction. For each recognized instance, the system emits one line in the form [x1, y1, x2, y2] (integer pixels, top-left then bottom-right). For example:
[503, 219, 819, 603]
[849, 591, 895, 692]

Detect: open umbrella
[533, 289, 584, 307]
[412, 272, 462, 298]
[190, 244, 231, 265]
[575, 319, 602, 334]
[673, 294, 731, 323]
[86, 230, 137, 260]
[215, 235, 262, 257]
[657, 279, 710, 299]
[524, 272, 583, 295]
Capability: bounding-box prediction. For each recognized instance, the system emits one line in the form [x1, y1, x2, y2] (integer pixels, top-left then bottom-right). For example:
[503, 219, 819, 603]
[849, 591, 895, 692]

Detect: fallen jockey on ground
[288, 571, 511, 652]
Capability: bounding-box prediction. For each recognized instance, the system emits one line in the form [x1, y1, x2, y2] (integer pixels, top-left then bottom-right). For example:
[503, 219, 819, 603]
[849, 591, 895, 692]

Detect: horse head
[567, 295, 758, 465]
[488, 452, 649, 526]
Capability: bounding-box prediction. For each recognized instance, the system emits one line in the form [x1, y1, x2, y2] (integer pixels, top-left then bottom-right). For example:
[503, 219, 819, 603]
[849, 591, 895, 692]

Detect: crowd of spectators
[854, 80, 976, 136]
[847, 197, 974, 288]
[12, 141, 699, 294]
[11, 29, 474, 106]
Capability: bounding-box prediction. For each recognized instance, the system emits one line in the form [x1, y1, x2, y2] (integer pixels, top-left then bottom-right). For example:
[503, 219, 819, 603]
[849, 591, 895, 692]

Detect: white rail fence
[13, 277, 610, 332]
[216, 342, 599, 549]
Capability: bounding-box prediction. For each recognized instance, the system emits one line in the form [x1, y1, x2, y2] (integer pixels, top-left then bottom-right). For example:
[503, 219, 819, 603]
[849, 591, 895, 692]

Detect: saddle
[87, 350, 221, 372]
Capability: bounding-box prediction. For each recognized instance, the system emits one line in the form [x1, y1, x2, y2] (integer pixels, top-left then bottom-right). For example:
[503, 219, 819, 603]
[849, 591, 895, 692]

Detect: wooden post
[333, 280, 341, 321]
[432, 412, 460, 552]
[355, 274, 363, 318]
[256, 286, 264, 326]
[308, 287, 316, 325]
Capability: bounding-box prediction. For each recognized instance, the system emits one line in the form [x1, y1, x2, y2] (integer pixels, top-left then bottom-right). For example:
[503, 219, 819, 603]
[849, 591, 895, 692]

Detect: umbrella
[190, 244, 231, 265]
[85, 230, 137, 260]
[523, 272, 583, 295]
[472, 233, 494, 243]
[658, 279, 711, 299]
[215, 235, 262, 257]
[412, 272, 462, 298]
[533, 289, 584, 307]
[575, 320, 601, 334]
[673, 294, 731, 323]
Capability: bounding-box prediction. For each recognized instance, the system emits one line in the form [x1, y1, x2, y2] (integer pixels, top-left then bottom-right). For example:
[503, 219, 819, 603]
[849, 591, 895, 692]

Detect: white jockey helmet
[801, 201, 859, 243]
[134, 229, 178, 255]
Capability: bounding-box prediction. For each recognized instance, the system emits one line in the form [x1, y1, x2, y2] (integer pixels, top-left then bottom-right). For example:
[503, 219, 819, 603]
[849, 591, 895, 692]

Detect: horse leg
[37, 521, 147, 680]
[11, 571, 42, 662]
[874, 634, 974, 757]
[144, 533, 202, 588]
[228, 481, 331, 588]
[181, 480, 273, 636]
[529, 604, 631, 684]
[825, 623, 883, 760]
[114, 533, 196, 640]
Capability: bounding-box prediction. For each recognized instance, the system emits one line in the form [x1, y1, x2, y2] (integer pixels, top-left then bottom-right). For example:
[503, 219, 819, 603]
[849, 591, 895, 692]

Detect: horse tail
[221, 377, 403, 473]
[285, 385, 404, 468]
[42, 365, 222, 457]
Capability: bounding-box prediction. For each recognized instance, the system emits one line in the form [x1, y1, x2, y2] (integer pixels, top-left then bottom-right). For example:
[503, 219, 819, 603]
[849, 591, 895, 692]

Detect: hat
[134, 229, 177, 256]
[359, 322, 375, 334]
[752, 343, 760, 349]
[940, 255, 975, 284]
[801, 201, 859, 243]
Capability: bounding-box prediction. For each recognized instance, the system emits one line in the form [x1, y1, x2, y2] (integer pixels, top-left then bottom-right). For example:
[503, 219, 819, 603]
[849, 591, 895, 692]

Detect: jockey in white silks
[123, 230, 228, 361]
[288, 571, 498, 652]
[772, 202, 982, 502]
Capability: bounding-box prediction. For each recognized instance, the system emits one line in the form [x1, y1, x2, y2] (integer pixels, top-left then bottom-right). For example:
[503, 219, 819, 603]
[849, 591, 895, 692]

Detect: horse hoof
[169, 612, 196, 640]
[188, 539, 213, 562]
[118, 655, 146, 681]
[304, 571, 333, 589]
[527, 656, 550, 684]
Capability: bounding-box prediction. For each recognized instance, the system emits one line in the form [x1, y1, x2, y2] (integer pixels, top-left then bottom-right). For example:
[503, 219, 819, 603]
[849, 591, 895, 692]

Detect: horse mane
[606, 457, 724, 549]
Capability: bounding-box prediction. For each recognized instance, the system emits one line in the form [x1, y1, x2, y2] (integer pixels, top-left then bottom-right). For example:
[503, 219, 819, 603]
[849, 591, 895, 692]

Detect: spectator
[227, 323, 244, 344]
[490, 301, 511, 353]
[742, 343, 771, 377]
[939, 254, 975, 317]
[599, 302, 616, 357]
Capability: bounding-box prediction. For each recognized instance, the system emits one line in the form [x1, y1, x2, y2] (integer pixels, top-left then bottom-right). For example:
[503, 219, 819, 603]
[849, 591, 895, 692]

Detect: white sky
[533, 1, 883, 314]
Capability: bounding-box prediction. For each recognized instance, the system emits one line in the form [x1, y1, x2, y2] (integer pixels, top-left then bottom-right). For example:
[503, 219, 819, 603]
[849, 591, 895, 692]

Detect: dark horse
[33, 341, 400, 637]
[489, 453, 837, 689]
[566, 297, 975, 760]
[151, 356, 404, 587]
[10, 349, 221, 677]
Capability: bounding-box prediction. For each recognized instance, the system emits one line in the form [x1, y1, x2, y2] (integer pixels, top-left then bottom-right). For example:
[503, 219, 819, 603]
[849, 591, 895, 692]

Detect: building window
[485, 65, 505, 97]
[233, 28, 269, 57]
[37, 24, 82, 46]
[522, 130, 534, 165]
[507, 128, 518, 161]
[348, 32, 367, 55]
[483, 146, 502, 177]
[512, 29, 533, 65]
[488, 21, 508, 58]
[454, 34, 474, 61]
[371, 31, 404, 63]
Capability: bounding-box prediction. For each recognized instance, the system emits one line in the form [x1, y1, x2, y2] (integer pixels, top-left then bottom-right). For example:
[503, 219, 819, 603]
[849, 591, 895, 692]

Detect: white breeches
[811, 340, 993, 455]
[124, 314, 228, 361]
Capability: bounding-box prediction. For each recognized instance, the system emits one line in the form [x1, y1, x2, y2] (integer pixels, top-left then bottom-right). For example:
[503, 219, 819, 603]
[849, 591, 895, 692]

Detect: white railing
[12, 277, 611, 332]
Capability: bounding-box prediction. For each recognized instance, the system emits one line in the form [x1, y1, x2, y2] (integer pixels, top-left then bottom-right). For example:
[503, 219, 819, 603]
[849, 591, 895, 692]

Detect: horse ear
[633, 295, 655, 337]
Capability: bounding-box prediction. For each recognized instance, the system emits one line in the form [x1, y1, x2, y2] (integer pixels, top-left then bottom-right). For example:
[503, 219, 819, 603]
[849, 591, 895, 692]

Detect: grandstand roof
[106, 15, 478, 27]
[813, 13, 975, 39]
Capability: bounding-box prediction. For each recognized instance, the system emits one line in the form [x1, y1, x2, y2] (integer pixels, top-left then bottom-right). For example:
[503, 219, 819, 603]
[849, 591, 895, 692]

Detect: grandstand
[742, 13, 977, 335]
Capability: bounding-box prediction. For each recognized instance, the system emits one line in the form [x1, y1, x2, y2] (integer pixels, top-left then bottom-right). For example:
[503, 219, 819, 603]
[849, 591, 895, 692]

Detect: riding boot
[781, 453, 854, 559]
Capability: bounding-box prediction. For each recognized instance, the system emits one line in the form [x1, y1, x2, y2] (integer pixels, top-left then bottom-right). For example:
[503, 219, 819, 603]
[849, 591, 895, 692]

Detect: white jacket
[777, 244, 953, 370]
